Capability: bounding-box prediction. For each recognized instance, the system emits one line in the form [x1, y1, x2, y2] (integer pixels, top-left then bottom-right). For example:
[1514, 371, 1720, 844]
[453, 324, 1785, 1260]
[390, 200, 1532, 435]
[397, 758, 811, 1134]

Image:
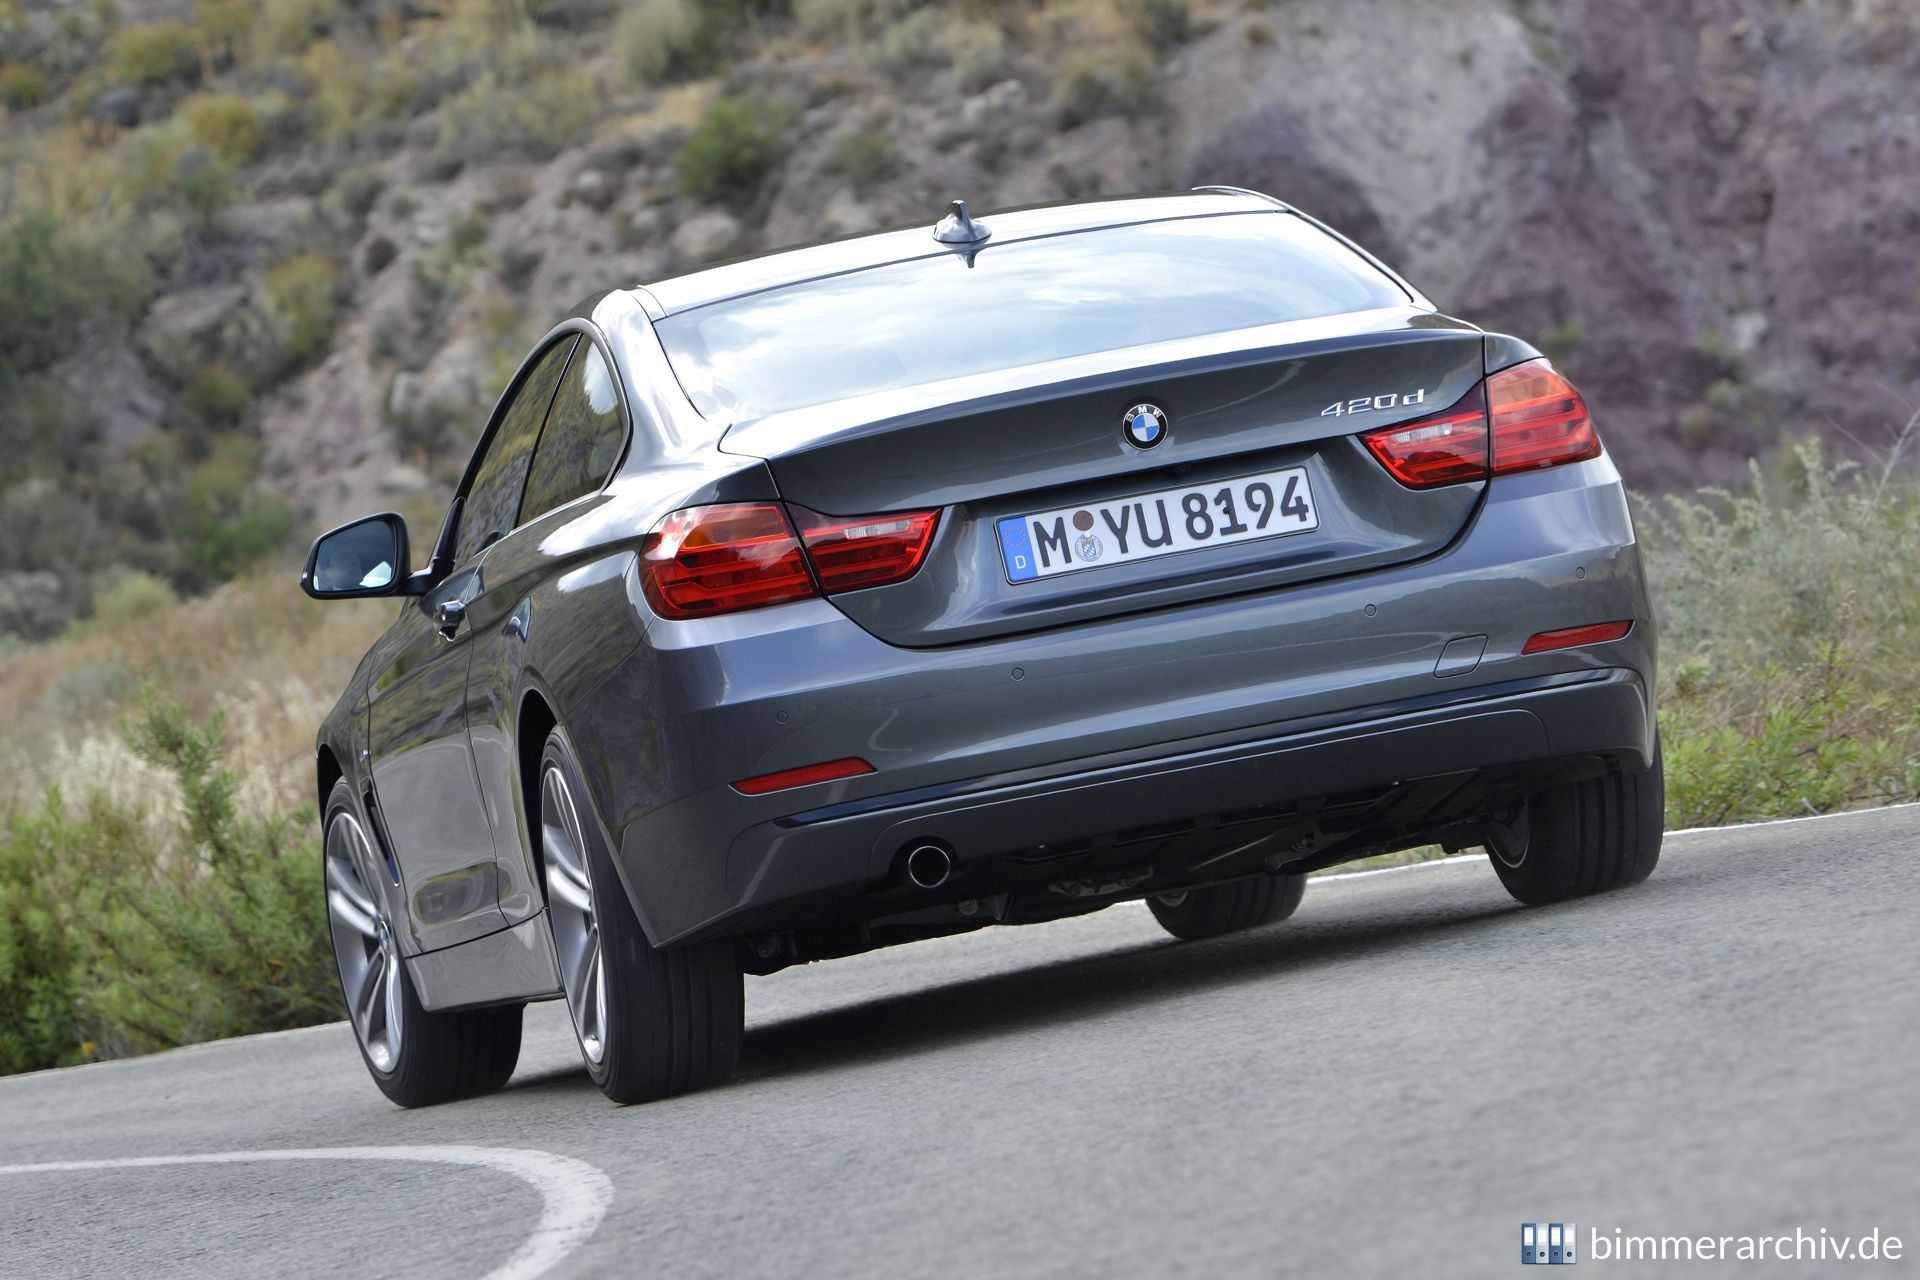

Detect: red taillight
[1522, 620, 1633, 654]
[641, 503, 816, 619]
[641, 502, 940, 619]
[1359, 385, 1489, 488]
[1359, 360, 1600, 488]
[731, 757, 875, 795]
[1489, 358, 1600, 474]
[791, 506, 940, 594]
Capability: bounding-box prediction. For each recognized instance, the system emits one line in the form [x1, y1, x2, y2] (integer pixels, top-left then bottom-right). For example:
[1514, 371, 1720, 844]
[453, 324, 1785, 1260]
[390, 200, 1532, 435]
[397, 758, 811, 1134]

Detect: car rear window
[654, 212, 1411, 422]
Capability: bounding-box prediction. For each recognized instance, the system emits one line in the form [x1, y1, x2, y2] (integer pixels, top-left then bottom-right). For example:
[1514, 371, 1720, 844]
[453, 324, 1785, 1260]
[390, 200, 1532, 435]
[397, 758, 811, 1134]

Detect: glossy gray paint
[592, 451, 1652, 945]
[312, 189, 1657, 1005]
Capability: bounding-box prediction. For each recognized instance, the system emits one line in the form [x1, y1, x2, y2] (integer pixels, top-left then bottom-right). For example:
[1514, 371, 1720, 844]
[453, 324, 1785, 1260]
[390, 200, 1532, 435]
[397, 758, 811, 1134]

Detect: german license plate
[996, 467, 1318, 583]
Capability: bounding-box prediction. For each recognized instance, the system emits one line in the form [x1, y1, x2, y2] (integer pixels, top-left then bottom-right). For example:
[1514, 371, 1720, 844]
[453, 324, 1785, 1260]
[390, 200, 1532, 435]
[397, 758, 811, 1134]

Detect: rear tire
[324, 781, 523, 1108]
[539, 729, 744, 1105]
[1147, 873, 1307, 941]
[1485, 739, 1665, 905]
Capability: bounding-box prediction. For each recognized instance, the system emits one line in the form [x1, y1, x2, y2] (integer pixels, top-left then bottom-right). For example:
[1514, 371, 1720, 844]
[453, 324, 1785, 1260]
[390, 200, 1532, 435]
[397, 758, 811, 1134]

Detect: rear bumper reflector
[1522, 619, 1633, 654]
[731, 757, 876, 796]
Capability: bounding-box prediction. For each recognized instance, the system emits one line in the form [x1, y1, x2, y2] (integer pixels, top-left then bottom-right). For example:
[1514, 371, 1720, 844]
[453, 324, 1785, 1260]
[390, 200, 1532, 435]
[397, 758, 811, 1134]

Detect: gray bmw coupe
[304, 189, 1661, 1106]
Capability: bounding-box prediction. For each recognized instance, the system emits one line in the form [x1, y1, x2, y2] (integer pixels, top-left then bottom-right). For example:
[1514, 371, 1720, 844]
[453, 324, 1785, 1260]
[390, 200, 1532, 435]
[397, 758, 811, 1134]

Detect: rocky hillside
[2, 0, 1916, 638]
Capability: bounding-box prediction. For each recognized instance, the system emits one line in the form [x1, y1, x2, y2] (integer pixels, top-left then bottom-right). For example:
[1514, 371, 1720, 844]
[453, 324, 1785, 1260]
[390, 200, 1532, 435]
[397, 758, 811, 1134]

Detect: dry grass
[0, 562, 389, 823]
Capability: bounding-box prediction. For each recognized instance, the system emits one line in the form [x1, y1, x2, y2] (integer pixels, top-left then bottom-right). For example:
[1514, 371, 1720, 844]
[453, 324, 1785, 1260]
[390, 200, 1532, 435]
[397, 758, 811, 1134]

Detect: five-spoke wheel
[323, 780, 524, 1107]
[538, 728, 744, 1104]
[541, 762, 608, 1068]
[325, 804, 403, 1072]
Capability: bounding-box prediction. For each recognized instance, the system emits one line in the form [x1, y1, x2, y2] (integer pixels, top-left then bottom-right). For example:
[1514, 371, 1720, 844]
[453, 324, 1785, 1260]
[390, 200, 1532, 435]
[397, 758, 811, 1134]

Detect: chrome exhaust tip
[901, 843, 953, 890]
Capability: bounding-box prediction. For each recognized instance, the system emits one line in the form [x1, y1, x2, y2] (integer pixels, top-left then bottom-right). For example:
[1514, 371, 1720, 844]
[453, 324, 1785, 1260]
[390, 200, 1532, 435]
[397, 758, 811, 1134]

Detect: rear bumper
[581, 453, 1657, 945]
[643, 667, 1652, 944]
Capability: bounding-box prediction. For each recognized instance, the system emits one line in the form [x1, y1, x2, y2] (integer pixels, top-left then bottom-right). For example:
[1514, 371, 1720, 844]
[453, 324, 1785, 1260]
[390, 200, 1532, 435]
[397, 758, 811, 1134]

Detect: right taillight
[1488, 358, 1599, 474]
[791, 506, 940, 594]
[1360, 358, 1600, 488]
[641, 501, 939, 619]
[1359, 384, 1489, 488]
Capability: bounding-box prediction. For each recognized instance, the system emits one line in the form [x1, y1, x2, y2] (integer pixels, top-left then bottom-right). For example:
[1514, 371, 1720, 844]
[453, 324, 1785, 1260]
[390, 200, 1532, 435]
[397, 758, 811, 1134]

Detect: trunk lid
[721, 310, 1487, 647]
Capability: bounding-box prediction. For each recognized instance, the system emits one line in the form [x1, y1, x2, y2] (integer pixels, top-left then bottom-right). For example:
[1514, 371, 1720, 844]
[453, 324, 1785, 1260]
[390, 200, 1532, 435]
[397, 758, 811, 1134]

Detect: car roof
[632, 189, 1285, 318]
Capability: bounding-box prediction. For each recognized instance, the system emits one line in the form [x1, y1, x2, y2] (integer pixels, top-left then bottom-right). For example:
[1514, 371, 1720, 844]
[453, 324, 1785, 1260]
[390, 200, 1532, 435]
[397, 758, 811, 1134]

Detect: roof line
[641, 204, 1288, 320]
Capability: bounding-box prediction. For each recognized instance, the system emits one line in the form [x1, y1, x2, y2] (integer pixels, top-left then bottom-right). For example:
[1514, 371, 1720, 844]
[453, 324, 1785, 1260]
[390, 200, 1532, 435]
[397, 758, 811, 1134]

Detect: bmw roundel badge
[1122, 403, 1168, 450]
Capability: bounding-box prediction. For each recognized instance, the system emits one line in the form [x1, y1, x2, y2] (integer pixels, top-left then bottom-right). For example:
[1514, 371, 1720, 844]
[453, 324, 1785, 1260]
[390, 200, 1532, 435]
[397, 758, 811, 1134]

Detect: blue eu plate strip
[998, 516, 1038, 583]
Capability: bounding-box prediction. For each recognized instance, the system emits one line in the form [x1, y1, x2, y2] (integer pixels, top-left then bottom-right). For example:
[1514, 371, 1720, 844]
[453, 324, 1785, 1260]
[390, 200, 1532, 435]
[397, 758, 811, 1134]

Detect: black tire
[1147, 873, 1307, 941]
[1485, 739, 1665, 905]
[539, 730, 743, 1105]
[323, 781, 522, 1109]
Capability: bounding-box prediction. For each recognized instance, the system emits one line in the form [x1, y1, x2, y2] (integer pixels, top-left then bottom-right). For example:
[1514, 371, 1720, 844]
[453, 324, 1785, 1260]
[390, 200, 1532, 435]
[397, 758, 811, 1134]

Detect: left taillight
[640, 502, 939, 620]
[1360, 358, 1600, 488]
[641, 503, 816, 620]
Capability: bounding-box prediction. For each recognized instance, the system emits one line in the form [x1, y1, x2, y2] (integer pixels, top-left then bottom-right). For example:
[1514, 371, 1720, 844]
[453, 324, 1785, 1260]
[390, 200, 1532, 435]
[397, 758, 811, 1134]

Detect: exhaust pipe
[900, 843, 953, 890]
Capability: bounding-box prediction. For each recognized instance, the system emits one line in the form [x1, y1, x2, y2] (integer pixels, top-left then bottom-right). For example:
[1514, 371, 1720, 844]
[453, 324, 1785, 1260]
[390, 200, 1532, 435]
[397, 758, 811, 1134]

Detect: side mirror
[302, 513, 412, 600]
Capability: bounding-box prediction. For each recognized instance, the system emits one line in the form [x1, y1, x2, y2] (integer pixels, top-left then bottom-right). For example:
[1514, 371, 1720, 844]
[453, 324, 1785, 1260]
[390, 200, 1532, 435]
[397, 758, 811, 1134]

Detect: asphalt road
[3, 806, 1917, 1278]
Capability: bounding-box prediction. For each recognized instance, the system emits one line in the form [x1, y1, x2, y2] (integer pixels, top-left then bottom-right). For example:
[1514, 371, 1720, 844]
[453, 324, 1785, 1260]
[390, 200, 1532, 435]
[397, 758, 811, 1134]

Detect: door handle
[433, 598, 467, 639]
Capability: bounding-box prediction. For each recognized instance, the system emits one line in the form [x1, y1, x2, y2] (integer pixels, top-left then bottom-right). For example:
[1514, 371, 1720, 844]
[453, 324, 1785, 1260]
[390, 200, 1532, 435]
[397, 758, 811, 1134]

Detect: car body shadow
[732, 890, 1540, 1085]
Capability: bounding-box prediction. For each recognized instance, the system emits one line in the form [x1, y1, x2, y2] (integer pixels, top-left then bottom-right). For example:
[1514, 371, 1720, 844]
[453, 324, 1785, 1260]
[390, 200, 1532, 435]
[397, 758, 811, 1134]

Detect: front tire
[1485, 740, 1665, 905]
[539, 728, 743, 1104]
[324, 781, 522, 1108]
[1147, 873, 1307, 941]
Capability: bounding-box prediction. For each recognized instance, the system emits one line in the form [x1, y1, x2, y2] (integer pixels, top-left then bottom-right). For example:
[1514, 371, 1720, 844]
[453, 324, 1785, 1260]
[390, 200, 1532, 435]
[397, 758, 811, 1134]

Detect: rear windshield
[654, 212, 1410, 421]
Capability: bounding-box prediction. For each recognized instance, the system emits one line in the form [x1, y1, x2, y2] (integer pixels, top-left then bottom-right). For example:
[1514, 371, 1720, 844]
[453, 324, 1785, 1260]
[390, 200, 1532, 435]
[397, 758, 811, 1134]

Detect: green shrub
[0, 818, 85, 1073]
[1539, 320, 1584, 370]
[0, 214, 146, 388]
[434, 65, 601, 167]
[301, 39, 427, 142]
[174, 147, 237, 224]
[674, 94, 787, 207]
[192, 0, 256, 61]
[0, 59, 46, 109]
[1051, 43, 1158, 128]
[1123, 0, 1191, 45]
[615, 0, 702, 85]
[264, 253, 342, 370]
[320, 163, 385, 233]
[177, 444, 295, 587]
[794, 0, 911, 40]
[1644, 436, 1920, 826]
[182, 364, 251, 427]
[87, 571, 180, 633]
[1660, 646, 1914, 828]
[826, 127, 900, 195]
[0, 700, 338, 1068]
[111, 22, 200, 88]
[181, 92, 264, 164]
[939, 17, 1012, 92]
[248, 0, 337, 60]
[497, 244, 543, 292]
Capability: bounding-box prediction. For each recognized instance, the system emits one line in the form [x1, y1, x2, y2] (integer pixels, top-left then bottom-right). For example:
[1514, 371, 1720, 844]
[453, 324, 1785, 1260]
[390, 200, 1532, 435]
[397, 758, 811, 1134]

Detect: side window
[454, 336, 578, 565]
[520, 342, 626, 523]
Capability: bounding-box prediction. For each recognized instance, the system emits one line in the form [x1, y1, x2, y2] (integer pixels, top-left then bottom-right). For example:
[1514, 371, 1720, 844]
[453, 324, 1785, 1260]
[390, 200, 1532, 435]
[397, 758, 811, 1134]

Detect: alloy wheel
[325, 810, 403, 1073]
[542, 764, 608, 1066]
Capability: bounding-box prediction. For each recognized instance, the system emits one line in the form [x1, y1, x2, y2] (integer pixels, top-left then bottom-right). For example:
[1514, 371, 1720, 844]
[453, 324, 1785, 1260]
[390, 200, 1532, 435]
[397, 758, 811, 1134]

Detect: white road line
[0, 1145, 613, 1280]
[1664, 798, 1920, 838]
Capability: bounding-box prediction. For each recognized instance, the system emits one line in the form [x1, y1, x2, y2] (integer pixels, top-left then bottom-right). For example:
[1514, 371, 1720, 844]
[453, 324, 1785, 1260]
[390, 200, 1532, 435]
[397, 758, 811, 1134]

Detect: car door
[466, 333, 633, 923]
[365, 335, 576, 953]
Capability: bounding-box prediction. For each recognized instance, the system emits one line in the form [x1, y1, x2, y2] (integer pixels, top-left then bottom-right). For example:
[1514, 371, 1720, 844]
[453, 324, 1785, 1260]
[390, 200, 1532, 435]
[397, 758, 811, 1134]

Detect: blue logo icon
[1522, 1223, 1576, 1265]
[1122, 403, 1168, 450]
